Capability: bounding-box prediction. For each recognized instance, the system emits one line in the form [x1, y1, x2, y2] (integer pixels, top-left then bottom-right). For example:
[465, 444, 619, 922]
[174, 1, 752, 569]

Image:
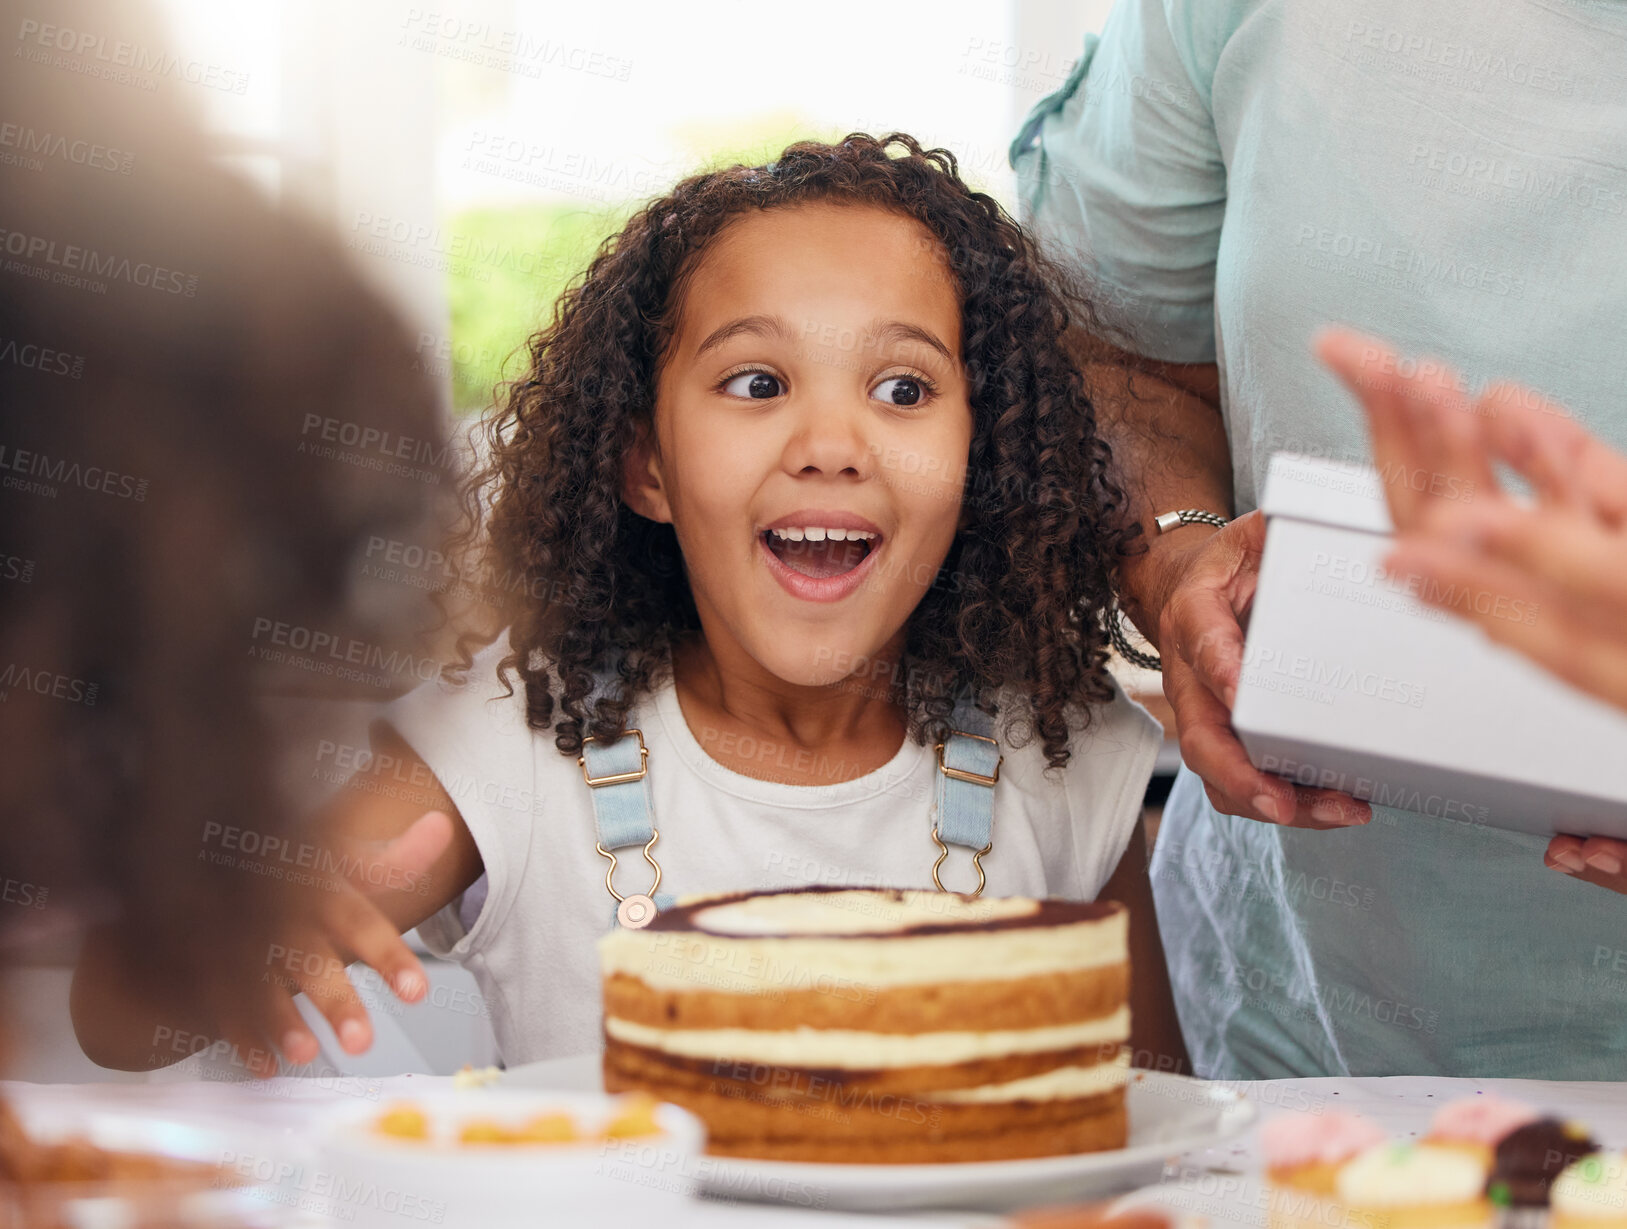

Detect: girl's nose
[780, 401, 876, 480]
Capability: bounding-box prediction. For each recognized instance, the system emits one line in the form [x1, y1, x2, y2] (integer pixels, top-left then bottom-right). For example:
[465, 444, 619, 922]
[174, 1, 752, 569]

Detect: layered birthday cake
[597, 886, 1131, 1163]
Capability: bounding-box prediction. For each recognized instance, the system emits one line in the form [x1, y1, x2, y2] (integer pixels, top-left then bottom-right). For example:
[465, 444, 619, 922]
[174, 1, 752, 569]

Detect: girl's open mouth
[762, 527, 878, 578]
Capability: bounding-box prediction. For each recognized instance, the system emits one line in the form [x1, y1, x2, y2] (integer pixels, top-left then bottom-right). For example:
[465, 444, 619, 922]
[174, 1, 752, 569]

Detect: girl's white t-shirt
[381, 639, 1162, 1065]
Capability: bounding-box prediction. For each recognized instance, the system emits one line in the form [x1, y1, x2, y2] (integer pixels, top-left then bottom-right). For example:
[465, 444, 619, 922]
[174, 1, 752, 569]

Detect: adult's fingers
[1157, 512, 1368, 830]
[1316, 329, 1490, 531]
[1387, 534, 1627, 711]
[1546, 834, 1586, 873]
[1290, 785, 1372, 828]
[1163, 581, 1248, 711]
[1158, 510, 1265, 710]
[1164, 653, 1367, 830]
[1166, 655, 1290, 823]
[1447, 503, 1627, 632]
[1402, 499, 1627, 640]
[1546, 834, 1627, 895]
[1581, 836, 1627, 878]
[1317, 330, 1432, 529]
[1226, 510, 1266, 619]
[1477, 383, 1627, 524]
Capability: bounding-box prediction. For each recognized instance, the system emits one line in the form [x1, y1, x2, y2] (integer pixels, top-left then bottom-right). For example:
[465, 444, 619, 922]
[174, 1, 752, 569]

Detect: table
[7, 1075, 1625, 1226]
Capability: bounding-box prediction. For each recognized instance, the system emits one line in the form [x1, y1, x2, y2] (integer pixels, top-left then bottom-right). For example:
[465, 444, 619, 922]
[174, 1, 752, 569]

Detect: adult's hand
[1318, 326, 1627, 890]
[1318, 327, 1627, 710]
[1151, 514, 1371, 830]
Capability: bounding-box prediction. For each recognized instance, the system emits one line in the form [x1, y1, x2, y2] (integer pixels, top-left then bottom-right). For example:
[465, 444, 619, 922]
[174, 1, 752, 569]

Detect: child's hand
[264, 810, 455, 1066]
[1547, 834, 1627, 894]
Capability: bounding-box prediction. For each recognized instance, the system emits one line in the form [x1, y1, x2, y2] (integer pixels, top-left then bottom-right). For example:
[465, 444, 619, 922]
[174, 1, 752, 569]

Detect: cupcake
[1261, 1111, 1385, 1229]
[1262, 1111, 1387, 1194]
[1552, 1153, 1627, 1229]
[1427, 1095, 1539, 1168]
[1488, 1117, 1599, 1221]
[1336, 1142, 1494, 1229]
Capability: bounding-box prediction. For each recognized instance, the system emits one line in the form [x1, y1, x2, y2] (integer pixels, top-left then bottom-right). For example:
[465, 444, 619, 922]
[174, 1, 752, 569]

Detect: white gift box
[1231, 452, 1627, 838]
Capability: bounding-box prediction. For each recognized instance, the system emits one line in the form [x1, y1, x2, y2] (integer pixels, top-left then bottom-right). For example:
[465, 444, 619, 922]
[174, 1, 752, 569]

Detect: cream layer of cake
[600, 892, 1128, 993]
[604, 1005, 1129, 1067]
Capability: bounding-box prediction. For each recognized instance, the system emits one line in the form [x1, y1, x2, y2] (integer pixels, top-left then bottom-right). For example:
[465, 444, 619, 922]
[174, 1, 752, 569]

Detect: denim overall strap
[577, 668, 675, 926]
[931, 696, 1002, 895]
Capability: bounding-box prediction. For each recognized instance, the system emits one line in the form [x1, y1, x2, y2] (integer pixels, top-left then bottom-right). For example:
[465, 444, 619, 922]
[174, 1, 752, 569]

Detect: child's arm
[1098, 821, 1192, 1075]
[70, 724, 481, 1072]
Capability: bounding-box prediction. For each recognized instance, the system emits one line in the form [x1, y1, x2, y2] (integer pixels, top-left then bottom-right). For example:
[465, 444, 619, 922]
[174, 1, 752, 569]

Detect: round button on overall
[617, 894, 657, 929]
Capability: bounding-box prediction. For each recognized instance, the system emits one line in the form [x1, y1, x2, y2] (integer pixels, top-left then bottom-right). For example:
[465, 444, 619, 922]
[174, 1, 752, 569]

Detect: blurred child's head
[0, 0, 448, 1055]
[463, 133, 1131, 767]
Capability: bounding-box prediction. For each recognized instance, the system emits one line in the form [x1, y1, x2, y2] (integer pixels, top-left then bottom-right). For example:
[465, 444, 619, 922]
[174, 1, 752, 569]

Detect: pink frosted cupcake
[1426, 1094, 1539, 1168]
[1262, 1110, 1387, 1194]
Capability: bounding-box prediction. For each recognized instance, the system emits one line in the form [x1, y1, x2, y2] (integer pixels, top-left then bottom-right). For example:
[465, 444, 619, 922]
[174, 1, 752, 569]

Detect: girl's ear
[620, 419, 673, 525]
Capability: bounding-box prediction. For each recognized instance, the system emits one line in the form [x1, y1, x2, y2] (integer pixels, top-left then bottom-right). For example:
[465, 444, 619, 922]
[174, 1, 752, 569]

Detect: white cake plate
[502, 1054, 1255, 1213]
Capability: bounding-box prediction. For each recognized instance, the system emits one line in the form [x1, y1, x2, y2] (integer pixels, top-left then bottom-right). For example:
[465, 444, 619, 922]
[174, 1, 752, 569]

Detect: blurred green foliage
[443, 201, 630, 413]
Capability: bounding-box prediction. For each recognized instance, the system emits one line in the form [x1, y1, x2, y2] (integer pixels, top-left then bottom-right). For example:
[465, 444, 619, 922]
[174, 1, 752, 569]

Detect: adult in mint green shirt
[1012, 0, 1627, 1077]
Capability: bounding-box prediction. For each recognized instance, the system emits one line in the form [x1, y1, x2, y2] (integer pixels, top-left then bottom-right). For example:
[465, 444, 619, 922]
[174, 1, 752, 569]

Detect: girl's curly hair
[448, 132, 1137, 769]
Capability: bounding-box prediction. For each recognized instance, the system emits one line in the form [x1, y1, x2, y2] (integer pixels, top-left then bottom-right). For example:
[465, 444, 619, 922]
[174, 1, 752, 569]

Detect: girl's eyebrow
[694, 313, 791, 357]
[868, 320, 954, 365]
[694, 314, 955, 364]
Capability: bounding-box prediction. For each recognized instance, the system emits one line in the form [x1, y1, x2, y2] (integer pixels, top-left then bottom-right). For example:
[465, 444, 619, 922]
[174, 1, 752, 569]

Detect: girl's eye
[872, 376, 927, 407]
[723, 371, 784, 399]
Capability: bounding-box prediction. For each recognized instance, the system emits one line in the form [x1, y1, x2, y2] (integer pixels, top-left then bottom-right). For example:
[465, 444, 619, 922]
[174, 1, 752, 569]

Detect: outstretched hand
[217, 809, 456, 1073]
[1317, 327, 1627, 892]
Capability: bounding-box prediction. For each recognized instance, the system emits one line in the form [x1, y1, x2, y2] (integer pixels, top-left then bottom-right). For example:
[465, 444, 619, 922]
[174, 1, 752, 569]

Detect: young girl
[81, 133, 1185, 1074]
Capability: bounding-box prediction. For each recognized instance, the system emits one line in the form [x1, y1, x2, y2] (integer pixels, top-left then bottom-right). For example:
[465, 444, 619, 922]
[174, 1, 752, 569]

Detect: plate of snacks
[0, 1095, 283, 1228]
[317, 1089, 705, 1227]
[507, 886, 1258, 1212]
[1130, 1093, 1617, 1229]
[1264, 1096, 1614, 1229]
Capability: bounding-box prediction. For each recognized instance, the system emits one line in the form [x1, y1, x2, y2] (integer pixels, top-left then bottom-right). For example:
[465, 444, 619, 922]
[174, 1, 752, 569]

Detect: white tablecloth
[7, 1075, 1626, 1226]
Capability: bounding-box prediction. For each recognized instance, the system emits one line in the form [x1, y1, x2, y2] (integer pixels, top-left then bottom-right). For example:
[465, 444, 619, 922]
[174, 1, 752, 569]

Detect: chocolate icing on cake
[644, 884, 1119, 938]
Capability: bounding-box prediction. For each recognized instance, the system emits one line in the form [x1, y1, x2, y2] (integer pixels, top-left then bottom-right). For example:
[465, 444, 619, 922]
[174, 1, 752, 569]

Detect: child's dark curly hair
[450, 132, 1136, 769]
